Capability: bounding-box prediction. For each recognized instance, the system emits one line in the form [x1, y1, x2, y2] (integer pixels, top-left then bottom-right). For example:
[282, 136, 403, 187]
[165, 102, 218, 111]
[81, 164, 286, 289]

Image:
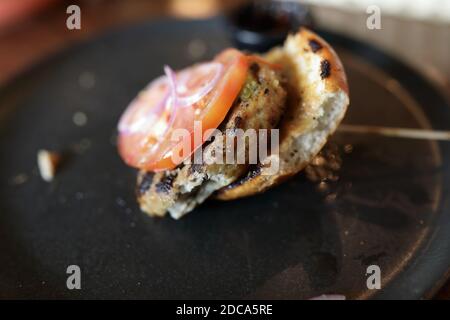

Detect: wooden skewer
[338, 124, 450, 141]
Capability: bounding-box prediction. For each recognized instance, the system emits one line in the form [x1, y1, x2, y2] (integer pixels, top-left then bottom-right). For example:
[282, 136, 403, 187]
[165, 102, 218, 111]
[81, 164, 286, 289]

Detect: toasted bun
[216, 28, 349, 200]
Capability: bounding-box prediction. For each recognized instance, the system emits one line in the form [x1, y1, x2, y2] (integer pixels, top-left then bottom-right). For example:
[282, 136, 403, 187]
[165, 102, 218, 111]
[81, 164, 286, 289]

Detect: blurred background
[0, 0, 449, 94]
[0, 0, 448, 299]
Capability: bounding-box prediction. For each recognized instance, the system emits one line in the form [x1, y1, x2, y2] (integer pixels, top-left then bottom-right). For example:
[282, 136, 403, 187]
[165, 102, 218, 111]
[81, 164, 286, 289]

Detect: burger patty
[136, 61, 287, 219]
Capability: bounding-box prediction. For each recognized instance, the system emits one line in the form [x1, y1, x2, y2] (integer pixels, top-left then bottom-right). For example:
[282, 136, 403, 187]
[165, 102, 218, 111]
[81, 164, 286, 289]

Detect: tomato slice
[118, 49, 249, 171]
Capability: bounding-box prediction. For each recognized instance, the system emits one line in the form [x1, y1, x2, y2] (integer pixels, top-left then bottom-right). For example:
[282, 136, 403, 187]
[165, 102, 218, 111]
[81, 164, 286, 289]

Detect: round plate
[0, 18, 449, 299]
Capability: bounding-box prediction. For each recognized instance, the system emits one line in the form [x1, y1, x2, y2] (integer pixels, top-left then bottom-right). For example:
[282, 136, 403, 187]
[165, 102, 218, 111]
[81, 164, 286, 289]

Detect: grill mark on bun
[320, 59, 331, 79]
[224, 165, 261, 189]
[137, 172, 153, 196]
[155, 173, 176, 194]
[234, 116, 243, 129]
[308, 39, 323, 53]
[248, 165, 261, 178]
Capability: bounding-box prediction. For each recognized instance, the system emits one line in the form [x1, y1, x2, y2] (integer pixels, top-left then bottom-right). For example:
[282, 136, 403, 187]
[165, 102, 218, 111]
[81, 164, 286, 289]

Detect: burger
[117, 28, 349, 219]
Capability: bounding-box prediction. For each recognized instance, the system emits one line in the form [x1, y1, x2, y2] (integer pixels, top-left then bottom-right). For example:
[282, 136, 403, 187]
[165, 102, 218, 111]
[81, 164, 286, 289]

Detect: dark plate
[0, 18, 449, 299]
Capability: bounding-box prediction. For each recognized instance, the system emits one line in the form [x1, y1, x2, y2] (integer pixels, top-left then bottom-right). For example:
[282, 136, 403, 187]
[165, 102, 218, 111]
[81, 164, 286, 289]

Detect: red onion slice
[119, 61, 223, 136]
[137, 68, 176, 164]
[118, 61, 225, 168]
[176, 62, 223, 107]
[163, 65, 179, 137]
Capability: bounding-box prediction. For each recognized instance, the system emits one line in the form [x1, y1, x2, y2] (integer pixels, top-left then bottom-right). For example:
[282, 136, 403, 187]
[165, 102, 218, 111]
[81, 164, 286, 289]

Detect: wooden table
[0, 0, 448, 299]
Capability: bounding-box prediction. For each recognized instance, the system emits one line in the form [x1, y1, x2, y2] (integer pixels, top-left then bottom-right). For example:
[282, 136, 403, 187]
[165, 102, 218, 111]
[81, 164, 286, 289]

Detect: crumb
[37, 150, 61, 182]
[10, 173, 28, 186]
[78, 71, 96, 89]
[317, 181, 329, 192]
[325, 193, 337, 203]
[73, 112, 88, 126]
[311, 156, 326, 166]
[344, 144, 353, 154]
[116, 197, 126, 207]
